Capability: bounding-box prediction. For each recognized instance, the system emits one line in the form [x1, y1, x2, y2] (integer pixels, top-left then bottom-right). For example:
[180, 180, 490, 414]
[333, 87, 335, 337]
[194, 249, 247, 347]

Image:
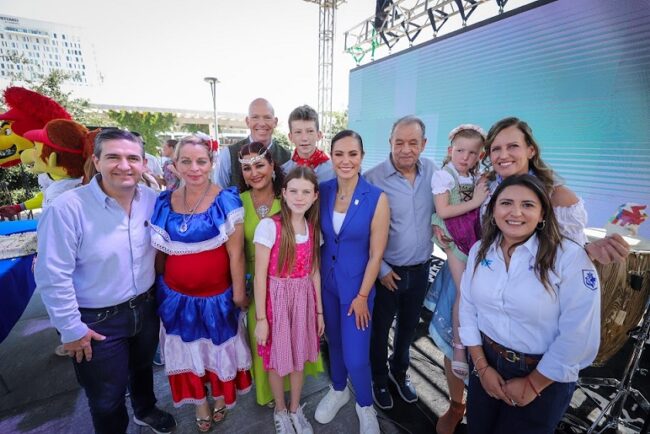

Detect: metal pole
[203, 77, 220, 142]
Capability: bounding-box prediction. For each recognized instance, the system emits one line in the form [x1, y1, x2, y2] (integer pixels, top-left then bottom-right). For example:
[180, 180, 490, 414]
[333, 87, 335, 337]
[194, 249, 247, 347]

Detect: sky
[0, 0, 378, 129]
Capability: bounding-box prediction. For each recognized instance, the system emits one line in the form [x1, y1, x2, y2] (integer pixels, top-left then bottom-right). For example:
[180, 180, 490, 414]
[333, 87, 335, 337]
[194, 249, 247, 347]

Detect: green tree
[107, 111, 176, 154]
[273, 131, 293, 149]
[330, 110, 348, 136]
[182, 123, 210, 134]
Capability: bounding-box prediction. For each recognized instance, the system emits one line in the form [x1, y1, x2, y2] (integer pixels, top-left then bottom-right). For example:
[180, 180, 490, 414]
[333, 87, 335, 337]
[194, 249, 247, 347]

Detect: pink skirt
[258, 275, 319, 377]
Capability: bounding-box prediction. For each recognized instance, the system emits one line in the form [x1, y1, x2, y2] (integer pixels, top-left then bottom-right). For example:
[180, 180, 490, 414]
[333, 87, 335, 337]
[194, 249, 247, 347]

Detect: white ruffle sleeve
[431, 170, 455, 195]
[554, 198, 588, 246]
[253, 218, 276, 249]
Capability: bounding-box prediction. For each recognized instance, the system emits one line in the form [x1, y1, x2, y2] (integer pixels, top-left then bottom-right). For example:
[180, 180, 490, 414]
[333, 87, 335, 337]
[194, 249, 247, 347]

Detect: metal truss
[304, 0, 346, 145]
[344, 0, 511, 65]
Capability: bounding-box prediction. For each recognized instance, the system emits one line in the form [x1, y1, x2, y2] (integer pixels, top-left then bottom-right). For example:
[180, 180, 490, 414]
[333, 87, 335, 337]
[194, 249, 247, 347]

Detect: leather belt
[482, 333, 541, 366]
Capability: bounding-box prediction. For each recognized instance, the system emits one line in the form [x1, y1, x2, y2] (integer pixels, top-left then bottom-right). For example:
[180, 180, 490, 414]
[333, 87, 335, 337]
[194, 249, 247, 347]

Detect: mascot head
[0, 87, 71, 167]
[23, 119, 94, 180]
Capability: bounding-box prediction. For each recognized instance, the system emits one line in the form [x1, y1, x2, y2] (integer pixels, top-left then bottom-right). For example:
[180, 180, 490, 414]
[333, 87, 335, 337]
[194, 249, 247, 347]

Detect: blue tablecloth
[0, 220, 38, 343]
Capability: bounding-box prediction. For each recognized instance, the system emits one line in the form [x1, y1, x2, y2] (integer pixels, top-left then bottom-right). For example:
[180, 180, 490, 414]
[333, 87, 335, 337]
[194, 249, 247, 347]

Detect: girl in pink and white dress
[253, 166, 325, 434]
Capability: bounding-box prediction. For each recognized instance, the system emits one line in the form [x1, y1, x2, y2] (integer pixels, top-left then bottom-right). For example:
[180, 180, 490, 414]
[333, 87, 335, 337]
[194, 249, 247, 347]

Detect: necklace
[251, 189, 273, 218]
[337, 190, 351, 201]
[179, 182, 211, 233]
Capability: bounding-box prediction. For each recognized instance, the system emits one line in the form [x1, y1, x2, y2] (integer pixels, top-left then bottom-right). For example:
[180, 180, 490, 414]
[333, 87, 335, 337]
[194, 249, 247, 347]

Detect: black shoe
[388, 371, 418, 403]
[372, 383, 394, 410]
[133, 407, 177, 434]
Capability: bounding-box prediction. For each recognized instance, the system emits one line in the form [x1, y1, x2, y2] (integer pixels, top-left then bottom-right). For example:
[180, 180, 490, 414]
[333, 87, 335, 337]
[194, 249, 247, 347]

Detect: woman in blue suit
[314, 130, 390, 434]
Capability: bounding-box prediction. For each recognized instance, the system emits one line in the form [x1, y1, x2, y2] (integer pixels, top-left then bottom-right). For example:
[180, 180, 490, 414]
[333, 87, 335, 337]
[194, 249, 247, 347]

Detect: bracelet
[256, 316, 266, 321]
[526, 376, 541, 396]
[475, 365, 490, 378]
[472, 356, 486, 367]
[357, 293, 368, 298]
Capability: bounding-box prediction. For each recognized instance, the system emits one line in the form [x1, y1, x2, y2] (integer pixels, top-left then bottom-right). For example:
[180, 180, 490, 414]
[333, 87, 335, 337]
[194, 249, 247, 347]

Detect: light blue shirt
[34, 176, 158, 343]
[364, 155, 438, 278]
[459, 235, 601, 382]
[281, 159, 336, 183]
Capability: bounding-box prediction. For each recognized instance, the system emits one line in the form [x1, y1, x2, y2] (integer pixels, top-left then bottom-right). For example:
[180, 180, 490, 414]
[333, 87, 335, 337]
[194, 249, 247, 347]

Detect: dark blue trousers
[467, 337, 575, 434]
[322, 276, 375, 407]
[73, 291, 159, 434]
[370, 261, 430, 386]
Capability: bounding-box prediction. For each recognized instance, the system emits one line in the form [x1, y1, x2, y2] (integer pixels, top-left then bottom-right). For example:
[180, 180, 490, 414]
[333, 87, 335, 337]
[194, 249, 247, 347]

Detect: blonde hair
[442, 126, 485, 176]
[175, 133, 213, 163]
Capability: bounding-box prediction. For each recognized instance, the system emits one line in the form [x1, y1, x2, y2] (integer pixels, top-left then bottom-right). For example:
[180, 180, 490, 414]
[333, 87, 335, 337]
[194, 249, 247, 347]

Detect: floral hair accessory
[238, 146, 269, 165]
[448, 124, 486, 141]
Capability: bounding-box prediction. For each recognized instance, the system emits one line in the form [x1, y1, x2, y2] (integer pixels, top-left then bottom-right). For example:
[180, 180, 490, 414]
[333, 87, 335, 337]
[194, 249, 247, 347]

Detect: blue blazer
[320, 175, 382, 305]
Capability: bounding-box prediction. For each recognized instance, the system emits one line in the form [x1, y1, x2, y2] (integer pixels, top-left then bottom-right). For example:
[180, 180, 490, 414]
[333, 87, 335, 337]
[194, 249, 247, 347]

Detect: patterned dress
[149, 188, 252, 408]
[254, 217, 320, 377]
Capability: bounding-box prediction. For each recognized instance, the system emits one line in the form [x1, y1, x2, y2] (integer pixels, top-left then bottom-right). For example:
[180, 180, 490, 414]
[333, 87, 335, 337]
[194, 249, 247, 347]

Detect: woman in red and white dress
[149, 134, 252, 432]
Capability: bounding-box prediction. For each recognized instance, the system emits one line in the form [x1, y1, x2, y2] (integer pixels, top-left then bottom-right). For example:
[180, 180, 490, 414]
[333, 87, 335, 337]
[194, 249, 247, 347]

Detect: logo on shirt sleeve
[582, 270, 598, 291]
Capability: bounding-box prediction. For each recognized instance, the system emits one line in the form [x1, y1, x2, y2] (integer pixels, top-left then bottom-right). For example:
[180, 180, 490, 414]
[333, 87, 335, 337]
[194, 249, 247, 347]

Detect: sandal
[195, 416, 212, 433]
[212, 405, 227, 423]
[452, 342, 469, 380]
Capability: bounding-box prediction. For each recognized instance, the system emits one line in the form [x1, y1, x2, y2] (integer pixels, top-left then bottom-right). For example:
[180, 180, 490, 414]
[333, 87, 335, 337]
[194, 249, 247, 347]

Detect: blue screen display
[349, 0, 650, 237]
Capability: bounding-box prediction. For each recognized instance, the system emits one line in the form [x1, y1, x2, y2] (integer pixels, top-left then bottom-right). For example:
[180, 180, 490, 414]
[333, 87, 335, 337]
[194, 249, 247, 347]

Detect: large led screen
[349, 0, 650, 237]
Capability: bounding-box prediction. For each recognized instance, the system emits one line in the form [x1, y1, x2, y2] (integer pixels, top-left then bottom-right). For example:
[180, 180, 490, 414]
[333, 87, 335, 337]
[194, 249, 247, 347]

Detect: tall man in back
[364, 115, 438, 410]
[35, 129, 176, 434]
[214, 97, 291, 188]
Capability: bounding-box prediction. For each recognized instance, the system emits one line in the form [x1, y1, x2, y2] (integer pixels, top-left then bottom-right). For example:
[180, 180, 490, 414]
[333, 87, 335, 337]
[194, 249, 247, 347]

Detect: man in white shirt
[35, 128, 175, 434]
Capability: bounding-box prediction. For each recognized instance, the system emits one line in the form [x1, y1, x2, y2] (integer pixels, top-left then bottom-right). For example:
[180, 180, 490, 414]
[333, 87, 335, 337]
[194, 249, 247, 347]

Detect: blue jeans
[467, 335, 575, 434]
[370, 261, 430, 386]
[73, 290, 159, 434]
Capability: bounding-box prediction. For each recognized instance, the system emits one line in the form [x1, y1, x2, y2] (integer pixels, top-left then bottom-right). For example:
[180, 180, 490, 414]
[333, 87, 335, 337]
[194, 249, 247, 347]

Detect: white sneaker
[274, 409, 296, 434]
[314, 385, 350, 424]
[355, 403, 380, 434]
[290, 404, 314, 434]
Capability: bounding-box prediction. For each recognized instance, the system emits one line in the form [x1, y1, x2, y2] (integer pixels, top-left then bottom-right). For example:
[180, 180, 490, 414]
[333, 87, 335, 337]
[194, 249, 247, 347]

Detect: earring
[536, 220, 546, 230]
[490, 217, 496, 226]
[272, 171, 276, 181]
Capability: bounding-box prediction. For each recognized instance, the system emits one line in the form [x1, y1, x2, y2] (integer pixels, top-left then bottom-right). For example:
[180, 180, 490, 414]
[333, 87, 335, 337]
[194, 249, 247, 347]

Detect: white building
[0, 14, 99, 85]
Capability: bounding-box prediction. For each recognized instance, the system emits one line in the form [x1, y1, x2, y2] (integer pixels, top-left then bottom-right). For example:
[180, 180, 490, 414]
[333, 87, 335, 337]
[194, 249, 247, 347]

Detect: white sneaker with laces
[314, 385, 350, 424]
[274, 409, 296, 434]
[355, 403, 380, 434]
[290, 404, 314, 434]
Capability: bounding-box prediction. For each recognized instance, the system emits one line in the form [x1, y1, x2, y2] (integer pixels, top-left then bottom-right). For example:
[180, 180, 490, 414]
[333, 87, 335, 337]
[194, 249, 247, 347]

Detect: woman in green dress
[238, 142, 324, 406]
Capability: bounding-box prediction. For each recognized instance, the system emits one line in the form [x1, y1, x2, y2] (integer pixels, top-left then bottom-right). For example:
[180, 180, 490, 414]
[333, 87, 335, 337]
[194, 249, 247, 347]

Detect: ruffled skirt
[157, 276, 252, 407]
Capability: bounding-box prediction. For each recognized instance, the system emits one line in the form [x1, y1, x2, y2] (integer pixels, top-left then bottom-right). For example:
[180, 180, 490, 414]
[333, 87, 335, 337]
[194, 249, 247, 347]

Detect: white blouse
[332, 211, 346, 235]
[253, 217, 309, 249]
[430, 162, 475, 195]
[459, 234, 600, 383]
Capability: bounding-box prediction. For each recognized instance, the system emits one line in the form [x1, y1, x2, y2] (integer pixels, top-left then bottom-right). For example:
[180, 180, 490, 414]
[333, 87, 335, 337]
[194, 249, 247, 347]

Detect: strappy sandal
[195, 415, 212, 433]
[451, 342, 469, 380]
[212, 405, 227, 423]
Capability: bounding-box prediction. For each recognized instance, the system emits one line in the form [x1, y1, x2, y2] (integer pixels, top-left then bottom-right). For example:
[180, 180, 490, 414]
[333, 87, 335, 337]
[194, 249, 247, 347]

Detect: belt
[81, 286, 155, 312]
[388, 260, 430, 271]
[482, 333, 541, 366]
